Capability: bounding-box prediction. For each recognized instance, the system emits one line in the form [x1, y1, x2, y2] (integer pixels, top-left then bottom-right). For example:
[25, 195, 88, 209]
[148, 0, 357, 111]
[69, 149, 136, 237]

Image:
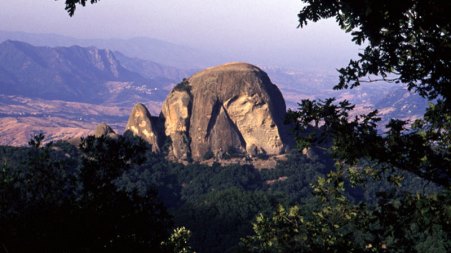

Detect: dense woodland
[0, 132, 445, 252]
[0, 0, 449, 252]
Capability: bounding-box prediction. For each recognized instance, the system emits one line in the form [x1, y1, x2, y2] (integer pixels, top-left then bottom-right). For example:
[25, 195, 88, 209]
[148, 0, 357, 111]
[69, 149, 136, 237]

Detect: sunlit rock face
[161, 62, 289, 161]
[125, 103, 161, 152]
[161, 88, 192, 160]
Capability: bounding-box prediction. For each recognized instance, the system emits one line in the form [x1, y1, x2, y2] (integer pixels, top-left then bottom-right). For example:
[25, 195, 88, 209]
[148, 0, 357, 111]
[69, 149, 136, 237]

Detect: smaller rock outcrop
[94, 123, 118, 139]
[125, 103, 161, 152]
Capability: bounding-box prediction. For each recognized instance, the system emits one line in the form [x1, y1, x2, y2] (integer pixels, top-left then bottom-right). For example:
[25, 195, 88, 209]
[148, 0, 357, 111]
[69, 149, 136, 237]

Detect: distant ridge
[0, 30, 226, 69]
[0, 40, 171, 103]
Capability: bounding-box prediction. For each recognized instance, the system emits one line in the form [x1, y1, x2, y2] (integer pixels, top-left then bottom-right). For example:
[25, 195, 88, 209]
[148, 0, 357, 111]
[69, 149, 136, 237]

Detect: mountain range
[0, 40, 188, 104]
[0, 40, 188, 145]
[0, 35, 428, 146]
[0, 30, 226, 69]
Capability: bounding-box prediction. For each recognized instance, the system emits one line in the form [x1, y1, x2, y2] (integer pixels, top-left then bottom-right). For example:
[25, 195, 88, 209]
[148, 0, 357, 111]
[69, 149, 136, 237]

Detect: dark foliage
[298, 0, 451, 105]
[241, 1, 450, 252]
[76, 135, 171, 251]
[0, 135, 171, 252]
[287, 98, 450, 186]
[0, 133, 443, 253]
[97, 147, 329, 253]
[64, 0, 99, 16]
[292, 0, 451, 187]
[0, 138, 79, 252]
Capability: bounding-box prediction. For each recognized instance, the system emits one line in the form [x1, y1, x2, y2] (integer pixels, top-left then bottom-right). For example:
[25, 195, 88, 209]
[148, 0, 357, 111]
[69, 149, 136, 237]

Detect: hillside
[0, 41, 183, 145]
[0, 31, 226, 69]
[264, 67, 428, 127]
[0, 40, 428, 147]
[0, 40, 174, 103]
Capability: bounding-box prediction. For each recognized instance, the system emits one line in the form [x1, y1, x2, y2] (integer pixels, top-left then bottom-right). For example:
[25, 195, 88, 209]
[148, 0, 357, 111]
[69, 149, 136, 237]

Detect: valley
[0, 36, 427, 147]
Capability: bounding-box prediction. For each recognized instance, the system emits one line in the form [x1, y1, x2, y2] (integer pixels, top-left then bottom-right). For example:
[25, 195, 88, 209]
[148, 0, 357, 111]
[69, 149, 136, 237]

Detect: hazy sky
[0, 0, 361, 69]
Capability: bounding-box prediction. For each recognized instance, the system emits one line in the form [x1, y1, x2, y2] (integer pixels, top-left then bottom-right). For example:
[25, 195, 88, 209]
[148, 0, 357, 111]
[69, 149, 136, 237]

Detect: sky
[0, 0, 361, 70]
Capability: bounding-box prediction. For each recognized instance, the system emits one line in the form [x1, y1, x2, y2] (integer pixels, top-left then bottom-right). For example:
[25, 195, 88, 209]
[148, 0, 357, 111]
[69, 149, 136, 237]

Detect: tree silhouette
[64, 0, 99, 16]
[244, 1, 450, 252]
[289, 0, 450, 187]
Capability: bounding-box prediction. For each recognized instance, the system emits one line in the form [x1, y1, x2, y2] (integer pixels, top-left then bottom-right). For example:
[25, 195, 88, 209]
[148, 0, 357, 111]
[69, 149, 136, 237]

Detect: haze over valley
[0, 34, 427, 146]
[0, 1, 429, 146]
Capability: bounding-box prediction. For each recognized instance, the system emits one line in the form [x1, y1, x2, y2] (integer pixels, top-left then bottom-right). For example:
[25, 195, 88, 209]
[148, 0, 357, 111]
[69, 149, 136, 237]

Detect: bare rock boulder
[161, 62, 289, 161]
